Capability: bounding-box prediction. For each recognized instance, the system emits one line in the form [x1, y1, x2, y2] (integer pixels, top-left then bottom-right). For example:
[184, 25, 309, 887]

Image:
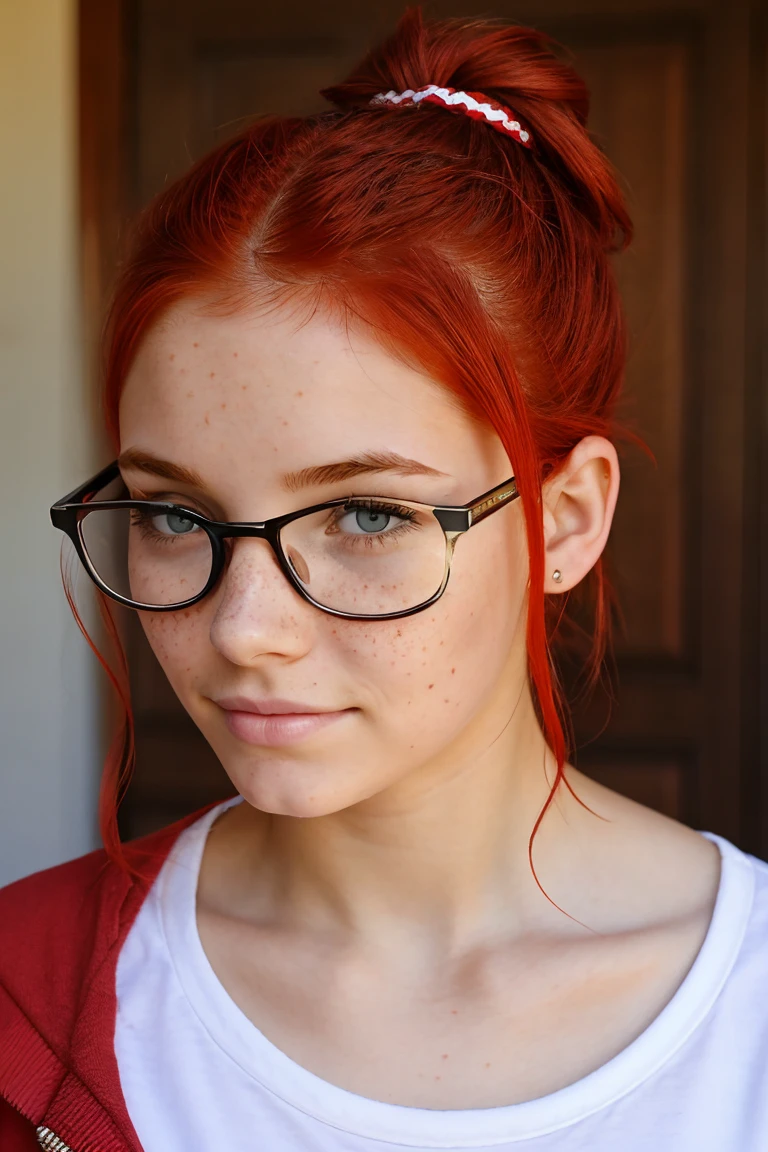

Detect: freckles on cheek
[141, 609, 202, 681]
[347, 616, 465, 712]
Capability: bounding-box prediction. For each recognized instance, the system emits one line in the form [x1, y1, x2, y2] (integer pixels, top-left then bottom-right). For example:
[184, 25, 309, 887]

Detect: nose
[208, 537, 316, 666]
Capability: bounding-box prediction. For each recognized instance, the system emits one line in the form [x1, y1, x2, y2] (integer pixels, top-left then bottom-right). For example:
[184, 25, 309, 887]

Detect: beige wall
[0, 0, 101, 885]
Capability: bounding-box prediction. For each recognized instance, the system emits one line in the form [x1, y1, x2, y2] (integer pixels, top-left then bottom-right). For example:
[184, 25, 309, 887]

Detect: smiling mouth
[220, 705, 355, 747]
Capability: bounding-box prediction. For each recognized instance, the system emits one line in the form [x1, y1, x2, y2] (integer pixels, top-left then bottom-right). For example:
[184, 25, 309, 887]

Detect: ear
[540, 436, 620, 594]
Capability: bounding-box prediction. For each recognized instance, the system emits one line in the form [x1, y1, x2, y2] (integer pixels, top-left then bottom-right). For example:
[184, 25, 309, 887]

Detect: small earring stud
[552, 569, 563, 583]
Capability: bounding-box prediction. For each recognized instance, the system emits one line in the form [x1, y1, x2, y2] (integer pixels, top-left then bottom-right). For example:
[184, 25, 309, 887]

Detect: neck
[209, 688, 597, 954]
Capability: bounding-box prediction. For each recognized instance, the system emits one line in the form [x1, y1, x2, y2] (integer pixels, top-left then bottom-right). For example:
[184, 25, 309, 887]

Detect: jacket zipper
[36, 1127, 75, 1152]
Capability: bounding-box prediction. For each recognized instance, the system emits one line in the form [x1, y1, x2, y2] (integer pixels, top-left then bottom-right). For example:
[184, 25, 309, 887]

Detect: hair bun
[321, 8, 588, 123]
[321, 7, 629, 251]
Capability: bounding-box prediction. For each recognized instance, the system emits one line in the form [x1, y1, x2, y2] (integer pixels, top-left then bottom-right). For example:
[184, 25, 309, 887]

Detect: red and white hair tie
[370, 85, 533, 149]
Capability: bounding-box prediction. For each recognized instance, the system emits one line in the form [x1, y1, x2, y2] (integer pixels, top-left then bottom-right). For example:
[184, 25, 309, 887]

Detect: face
[118, 297, 530, 817]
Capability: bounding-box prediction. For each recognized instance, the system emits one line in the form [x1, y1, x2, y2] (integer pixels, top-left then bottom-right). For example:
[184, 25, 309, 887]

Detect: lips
[216, 699, 355, 747]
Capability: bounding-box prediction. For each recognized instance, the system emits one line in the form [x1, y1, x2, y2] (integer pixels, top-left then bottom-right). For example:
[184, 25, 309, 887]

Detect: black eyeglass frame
[50, 460, 520, 621]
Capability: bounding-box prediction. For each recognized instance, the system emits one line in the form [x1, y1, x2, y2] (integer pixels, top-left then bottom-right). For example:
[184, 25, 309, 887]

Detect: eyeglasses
[50, 460, 520, 621]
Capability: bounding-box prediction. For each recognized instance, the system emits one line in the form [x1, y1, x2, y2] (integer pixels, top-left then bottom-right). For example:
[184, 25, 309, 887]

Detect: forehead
[118, 298, 496, 501]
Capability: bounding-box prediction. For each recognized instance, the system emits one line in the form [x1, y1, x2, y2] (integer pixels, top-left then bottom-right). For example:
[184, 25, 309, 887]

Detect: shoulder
[749, 845, 768, 900]
[0, 834, 147, 963]
[0, 843, 115, 928]
[561, 771, 724, 930]
[0, 809, 220, 1143]
[0, 843, 136, 1089]
[0, 803, 222, 932]
[0, 806, 217, 1024]
[727, 838, 768, 952]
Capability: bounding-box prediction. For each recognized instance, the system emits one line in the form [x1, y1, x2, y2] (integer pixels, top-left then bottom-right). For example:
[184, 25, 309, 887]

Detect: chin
[224, 760, 383, 820]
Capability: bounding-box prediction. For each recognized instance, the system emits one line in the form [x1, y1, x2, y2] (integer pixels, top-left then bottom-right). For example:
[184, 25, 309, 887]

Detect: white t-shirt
[115, 798, 768, 1151]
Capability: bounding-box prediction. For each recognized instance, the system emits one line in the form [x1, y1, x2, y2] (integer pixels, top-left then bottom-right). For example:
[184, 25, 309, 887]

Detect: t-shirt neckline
[158, 798, 756, 1147]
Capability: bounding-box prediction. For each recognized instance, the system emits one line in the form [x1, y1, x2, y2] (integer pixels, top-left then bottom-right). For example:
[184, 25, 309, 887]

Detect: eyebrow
[281, 451, 449, 492]
[117, 448, 449, 494]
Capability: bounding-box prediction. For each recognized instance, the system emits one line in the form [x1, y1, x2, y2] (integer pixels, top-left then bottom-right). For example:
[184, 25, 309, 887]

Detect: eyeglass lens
[78, 497, 449, 615]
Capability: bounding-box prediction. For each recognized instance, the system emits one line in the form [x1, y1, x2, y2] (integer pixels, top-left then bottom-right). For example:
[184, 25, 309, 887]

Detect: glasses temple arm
[467, 477, 519, 525]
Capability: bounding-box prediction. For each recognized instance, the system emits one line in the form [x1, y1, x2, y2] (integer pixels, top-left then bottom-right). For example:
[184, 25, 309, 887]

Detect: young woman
[1, 10, 766, 1152]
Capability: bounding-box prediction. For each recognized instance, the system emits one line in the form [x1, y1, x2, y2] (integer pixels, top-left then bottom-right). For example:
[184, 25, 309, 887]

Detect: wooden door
[107, 0, 766, 858]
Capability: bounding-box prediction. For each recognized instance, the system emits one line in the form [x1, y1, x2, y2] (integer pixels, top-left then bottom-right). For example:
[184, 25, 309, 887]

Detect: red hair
[90, 9, 642, 913]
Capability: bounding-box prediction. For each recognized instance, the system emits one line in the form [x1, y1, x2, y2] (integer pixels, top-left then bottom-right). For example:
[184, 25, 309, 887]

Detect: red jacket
[0, 806, 216, 1152]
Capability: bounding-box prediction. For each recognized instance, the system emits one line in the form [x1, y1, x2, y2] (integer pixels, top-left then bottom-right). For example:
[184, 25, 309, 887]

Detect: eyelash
[338, 498, 417, 519]
[328, 499, 419, 547]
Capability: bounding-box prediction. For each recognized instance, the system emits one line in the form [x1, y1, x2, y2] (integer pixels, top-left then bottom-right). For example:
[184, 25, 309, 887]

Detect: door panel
[580, 39, 688, 662]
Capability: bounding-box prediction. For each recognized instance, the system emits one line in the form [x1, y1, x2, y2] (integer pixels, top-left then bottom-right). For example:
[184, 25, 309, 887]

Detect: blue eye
[323, 500, 422, 549]
[344, 507, 395, 534]
[159, 512, 197, 535]
[130, 507, 201, 540]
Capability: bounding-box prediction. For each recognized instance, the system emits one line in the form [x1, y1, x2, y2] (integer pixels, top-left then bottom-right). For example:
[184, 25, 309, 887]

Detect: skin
[118, 296, 721, 1108]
